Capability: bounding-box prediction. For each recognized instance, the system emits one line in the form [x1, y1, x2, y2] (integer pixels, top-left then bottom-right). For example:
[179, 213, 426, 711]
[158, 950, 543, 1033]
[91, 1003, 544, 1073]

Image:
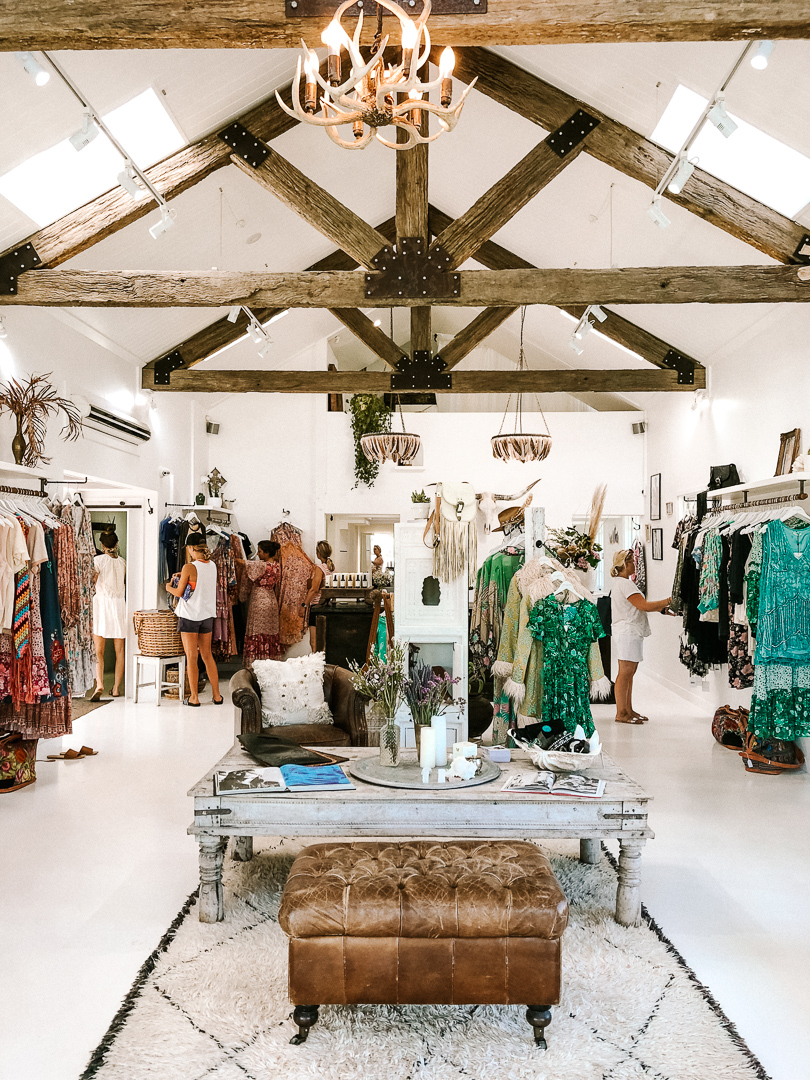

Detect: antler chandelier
[275, 0, 476, 150]
[491, 307, 553, 463]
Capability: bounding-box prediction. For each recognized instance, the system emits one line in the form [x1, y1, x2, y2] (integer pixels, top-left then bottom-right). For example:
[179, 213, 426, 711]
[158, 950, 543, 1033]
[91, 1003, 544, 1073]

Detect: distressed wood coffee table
[188, 745, 653, 927]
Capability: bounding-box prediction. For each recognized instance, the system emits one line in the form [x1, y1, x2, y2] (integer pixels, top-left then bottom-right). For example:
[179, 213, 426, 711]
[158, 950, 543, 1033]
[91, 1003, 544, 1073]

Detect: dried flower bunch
[0, 373, 82, 467]
[546, 525, 603, 570]
[404, 660, 463, 726]
[348, 638, 407, 718]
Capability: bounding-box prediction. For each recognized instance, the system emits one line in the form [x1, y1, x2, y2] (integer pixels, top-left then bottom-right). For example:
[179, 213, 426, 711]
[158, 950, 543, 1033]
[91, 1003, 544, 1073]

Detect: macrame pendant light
[491, 306, 552, 463]
[360, 394, 421, 465]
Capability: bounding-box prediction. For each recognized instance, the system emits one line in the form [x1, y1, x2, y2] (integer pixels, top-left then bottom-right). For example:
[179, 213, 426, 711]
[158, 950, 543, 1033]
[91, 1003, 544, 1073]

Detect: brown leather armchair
[229, 665, 370, 746]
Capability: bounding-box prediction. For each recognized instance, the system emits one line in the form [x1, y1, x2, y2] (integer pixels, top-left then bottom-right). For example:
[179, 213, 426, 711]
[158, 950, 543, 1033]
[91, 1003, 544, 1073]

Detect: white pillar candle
[452, 741, 477, 759]
[421, 766, 431, 784]
[431, 715, 448, 767]
[437, 768, 446, 784]
[419, 727, 436, 770]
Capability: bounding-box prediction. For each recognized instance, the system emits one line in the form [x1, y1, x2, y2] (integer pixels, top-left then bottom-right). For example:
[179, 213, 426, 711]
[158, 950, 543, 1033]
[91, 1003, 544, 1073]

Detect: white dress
[93, 554, 127, 638]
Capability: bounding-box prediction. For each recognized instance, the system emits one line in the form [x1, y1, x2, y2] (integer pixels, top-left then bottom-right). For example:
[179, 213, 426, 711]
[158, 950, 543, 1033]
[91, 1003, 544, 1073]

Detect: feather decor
[586, 483, 607, 542]
[0, 373, 83, 467]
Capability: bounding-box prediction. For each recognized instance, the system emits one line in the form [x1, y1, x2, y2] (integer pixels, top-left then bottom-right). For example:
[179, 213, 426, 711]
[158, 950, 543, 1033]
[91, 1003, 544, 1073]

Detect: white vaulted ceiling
[0, 40, 808, 409]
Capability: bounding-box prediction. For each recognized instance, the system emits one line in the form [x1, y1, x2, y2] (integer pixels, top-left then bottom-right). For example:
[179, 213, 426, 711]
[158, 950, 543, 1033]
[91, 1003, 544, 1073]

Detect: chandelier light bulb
[303, 50, 319, 112]
[322, 20, 345, 85]
[439, 46, 455, 106]
[750, 41, 774, 70]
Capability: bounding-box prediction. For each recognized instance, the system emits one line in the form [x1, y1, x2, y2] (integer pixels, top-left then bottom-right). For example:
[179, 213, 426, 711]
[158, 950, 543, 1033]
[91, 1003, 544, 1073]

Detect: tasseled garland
[433, 517, 477, 587]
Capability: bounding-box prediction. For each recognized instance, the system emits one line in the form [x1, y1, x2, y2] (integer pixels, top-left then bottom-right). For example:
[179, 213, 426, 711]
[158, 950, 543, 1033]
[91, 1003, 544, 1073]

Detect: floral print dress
[241, 560, 282, 665]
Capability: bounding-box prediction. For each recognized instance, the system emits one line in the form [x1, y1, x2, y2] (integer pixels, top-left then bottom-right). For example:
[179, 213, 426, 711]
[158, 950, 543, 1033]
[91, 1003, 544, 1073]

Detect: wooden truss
[3, 49, 809, 398]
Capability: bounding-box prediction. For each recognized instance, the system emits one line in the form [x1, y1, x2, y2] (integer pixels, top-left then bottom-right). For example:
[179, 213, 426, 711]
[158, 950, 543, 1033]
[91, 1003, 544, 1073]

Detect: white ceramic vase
[411, 503, 430, 520]
[209, 496, 223, 508]
[572, 566, 597, 593]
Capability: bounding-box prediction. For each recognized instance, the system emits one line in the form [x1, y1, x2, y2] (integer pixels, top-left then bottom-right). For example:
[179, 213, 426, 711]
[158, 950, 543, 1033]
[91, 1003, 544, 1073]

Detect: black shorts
[177, 616, 215, 635]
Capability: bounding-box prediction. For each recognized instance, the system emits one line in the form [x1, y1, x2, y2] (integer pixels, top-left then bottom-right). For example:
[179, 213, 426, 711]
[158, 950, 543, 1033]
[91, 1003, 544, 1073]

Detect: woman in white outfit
[165, 536, 222, 707]
[92, 530, 127, 699]
[610, 549, 671, 725]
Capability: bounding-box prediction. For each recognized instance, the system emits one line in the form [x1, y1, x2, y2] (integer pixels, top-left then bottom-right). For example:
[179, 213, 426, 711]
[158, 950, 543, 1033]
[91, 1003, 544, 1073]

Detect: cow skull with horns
[476, 479, 541, 533]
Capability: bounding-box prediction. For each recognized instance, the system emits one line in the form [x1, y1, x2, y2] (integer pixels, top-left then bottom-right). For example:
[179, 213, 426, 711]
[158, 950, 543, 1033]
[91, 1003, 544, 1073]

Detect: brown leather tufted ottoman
[278, 840, 568, 1047]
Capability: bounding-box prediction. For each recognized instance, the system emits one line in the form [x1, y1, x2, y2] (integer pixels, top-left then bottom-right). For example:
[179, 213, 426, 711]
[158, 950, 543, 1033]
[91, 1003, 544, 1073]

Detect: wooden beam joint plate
[365, 238, 459, 301]
[286, 0, 486, 16]
[392, 350, 452, 391]
[218, 123, 270, 169]
[662, 348, 696, 386]
[0, 243, 42, 296]
[791, 234, 810, 265]
[153, 350, 185, 386]
[546, 110, 600, 159]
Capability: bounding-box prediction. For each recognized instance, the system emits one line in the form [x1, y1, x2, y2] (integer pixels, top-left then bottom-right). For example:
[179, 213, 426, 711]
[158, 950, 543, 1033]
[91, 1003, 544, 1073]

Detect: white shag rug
[81, 839, 769, 1080]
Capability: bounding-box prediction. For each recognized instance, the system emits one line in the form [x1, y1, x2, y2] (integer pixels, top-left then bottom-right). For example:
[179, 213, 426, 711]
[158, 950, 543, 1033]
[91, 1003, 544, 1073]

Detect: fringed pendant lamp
[491, 306, 552, 463]
[360, 394, 421, 465]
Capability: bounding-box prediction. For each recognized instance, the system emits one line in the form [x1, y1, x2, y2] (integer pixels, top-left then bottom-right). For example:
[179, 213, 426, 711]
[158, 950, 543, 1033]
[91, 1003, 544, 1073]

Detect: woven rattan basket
[162, 665, 204, 699]
[133, 609, 183, 657]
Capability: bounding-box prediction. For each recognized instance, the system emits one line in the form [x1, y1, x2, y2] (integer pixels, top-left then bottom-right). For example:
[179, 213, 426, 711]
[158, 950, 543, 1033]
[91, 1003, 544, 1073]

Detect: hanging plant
[349, 393, 391, 488]
[0, 373, 83, 467]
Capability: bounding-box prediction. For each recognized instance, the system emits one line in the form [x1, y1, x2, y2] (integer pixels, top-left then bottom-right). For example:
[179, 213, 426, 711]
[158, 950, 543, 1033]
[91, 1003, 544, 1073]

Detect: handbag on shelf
[708, 464, 741, 490]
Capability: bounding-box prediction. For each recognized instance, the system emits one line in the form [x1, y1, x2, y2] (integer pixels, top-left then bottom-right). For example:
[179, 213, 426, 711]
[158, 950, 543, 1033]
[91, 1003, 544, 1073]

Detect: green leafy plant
[547, 525, 603, 570]
[349, 393, 391, 488]
[411, 489, 430, 503]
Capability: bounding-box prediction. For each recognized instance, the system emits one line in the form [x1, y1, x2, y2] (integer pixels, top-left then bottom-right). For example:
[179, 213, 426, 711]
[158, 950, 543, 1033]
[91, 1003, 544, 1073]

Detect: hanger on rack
[550, 569, 586, 602]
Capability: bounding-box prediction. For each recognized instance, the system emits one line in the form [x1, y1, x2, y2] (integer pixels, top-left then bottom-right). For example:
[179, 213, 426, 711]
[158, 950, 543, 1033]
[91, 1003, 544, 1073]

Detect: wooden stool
[279, 840, 568, 1047]
[133, 653, 186, 706]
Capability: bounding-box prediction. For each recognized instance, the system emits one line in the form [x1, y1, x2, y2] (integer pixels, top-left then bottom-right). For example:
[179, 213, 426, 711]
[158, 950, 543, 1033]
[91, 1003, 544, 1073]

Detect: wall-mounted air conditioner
[76, 398, 151, 445]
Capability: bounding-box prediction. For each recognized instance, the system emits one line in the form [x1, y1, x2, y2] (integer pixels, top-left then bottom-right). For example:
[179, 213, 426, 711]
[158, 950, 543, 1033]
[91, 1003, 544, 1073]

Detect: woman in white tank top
[165, 536, 222, 706]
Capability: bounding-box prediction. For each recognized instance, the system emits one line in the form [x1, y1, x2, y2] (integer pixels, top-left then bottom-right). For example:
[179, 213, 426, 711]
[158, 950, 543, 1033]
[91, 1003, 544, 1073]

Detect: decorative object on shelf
[708, 463, 740, 490]
[404, 659, 462, 757]
[775, 429, 801, 476]
[651, 528, 663, 561]
[791, 451, 810, 474]
[195, 492, 206, 505]
[510, 726, 602, 773]
[491, 308, 552, 463]
[0, 373, 82, 466]
[204, 468, 227, 507]
[649, 472, 661, 521]
[275, 0, 475, 151]
[347, 638, 407, 765]
[350, 392, 391, 487]
[411, 489, 430, 519]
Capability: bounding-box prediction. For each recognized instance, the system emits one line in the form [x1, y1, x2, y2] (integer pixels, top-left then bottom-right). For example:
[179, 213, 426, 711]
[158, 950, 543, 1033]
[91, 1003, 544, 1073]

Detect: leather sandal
[47, 748, 85, 760]
[615, 716, 645, 725]
[78, 746, 98, 756]
[213, 697, 224, 705]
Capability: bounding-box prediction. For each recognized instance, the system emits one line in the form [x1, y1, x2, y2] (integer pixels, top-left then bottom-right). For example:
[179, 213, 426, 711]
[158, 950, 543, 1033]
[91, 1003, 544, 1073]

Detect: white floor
[2, 675, 809, 1080]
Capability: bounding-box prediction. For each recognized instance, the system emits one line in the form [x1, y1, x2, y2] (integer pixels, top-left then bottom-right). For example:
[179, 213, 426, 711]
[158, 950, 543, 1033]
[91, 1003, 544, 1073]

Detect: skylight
[651, 84, 810, 218]
[0, 88, 186, 227]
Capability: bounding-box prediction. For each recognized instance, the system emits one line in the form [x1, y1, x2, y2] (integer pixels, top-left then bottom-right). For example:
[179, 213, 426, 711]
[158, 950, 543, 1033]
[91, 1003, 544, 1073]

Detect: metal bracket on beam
[661, 348, 696, 386]
[364, 238, 459, 302]
[545, 110, 600, 159]
[791, 234, 810, 265]
[391, 350, 452, 391]
[286, 0, 486, 16]
[152, 350, 185, 387]
[218, 123, 271, 169]
[0, 242, 42, 295]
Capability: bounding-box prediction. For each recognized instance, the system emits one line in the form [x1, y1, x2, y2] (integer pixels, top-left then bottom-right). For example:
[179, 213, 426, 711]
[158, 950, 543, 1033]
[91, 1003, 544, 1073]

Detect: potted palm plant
[0, 374, 82, 466]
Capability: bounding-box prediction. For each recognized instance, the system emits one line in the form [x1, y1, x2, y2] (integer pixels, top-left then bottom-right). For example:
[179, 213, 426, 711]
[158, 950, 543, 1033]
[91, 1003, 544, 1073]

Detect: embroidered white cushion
[252, 652, 332, 727]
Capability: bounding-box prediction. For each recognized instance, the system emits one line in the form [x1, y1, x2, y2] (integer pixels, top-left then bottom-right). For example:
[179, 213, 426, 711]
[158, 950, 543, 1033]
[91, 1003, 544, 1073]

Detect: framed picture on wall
[652, 528, 663, 561]
[650, 473, 661, 521]
[775, 428, 801, 476]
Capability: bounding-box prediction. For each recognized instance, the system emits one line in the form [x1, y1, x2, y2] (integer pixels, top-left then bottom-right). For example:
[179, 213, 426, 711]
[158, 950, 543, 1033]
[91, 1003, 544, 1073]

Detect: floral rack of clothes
[0, 491, 96, 794]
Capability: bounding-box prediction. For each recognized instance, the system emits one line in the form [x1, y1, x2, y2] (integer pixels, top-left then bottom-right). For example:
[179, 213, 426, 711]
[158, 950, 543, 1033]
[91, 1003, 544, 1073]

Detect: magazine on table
[501, 770, 606, 799]
[214, 764, 355, 795]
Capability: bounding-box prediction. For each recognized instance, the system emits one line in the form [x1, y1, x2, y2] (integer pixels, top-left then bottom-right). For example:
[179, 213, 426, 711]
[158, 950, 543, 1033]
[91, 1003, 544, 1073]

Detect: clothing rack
[715, 493, 808, 510]
[0, 482, 47, 497]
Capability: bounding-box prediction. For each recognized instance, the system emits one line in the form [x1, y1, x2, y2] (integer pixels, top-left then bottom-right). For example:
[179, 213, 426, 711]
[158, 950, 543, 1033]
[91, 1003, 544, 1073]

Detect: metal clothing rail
[0, 482, 46, 497]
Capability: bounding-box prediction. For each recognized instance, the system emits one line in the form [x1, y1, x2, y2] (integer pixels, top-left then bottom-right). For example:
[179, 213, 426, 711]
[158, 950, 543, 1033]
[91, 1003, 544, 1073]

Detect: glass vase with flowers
[348, 639, 407, 767]
[404, 660, 463, 757]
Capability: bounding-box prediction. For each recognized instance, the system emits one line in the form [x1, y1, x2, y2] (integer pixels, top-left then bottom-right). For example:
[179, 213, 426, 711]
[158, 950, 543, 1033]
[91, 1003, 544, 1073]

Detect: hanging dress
[93, 554, 127, 638]
[241, 560, 282, 666]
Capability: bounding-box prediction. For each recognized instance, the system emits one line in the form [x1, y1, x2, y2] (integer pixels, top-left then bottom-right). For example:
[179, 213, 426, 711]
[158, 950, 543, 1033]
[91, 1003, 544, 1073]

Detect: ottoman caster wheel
[290, 1005, 319, 1045]
[526, 1005, 552, 1050]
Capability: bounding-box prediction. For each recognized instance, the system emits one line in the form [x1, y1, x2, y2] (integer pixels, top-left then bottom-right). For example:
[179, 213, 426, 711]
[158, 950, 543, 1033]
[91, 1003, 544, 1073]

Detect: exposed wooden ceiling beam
[141, 217, 398, 378]
[438, 307, 519, 370]
[330, 308, 405, 370]
[230, 151, 388, 268]
[433, 126, 596, 270]
[429, 205, 701, 372]
[148, 367, 705, 394]
[0, 78, 304, 270]
[2, 3, 807, 50]
[449, 47, 807, 264]
[396, 121, 431, 355]
[11, 266, 810, 308]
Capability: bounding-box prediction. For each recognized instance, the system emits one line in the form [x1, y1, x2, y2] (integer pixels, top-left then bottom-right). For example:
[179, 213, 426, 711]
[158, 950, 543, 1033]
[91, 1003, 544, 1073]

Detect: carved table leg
[579, 838, 601, 864]
[232, 835, 253, 862]
[290, 1004, 320, 1045]
[616, 838, 646, 926]
[526, 1005, 552, 1049]
[198, 836, 227, 923]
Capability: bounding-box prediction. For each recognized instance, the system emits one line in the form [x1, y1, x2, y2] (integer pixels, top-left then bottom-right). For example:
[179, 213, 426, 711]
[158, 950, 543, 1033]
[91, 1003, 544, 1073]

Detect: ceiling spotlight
[16, 51, 50, 87]
[117, 162, 143, 199]
[568, 334, 585, 356]
[69, 110, 99, 151]
[227, 306, 242, 323]
[750, 41, 774, 70]
[0, 318, 7, 340]
[647, 194, 671, 230]
[707, 95, 737, 139]
[246, 322, 265, 345]
[257, 337, 273, 359]
[586, 304, 607, 323]
[148, 205, 176, 240]
[667, 154, 696, 195]
[373, 319, 382, 327]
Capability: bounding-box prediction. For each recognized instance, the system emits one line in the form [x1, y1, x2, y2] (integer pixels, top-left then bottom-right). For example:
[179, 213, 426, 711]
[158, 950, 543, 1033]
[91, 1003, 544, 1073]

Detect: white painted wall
[639, 305, 810, 754]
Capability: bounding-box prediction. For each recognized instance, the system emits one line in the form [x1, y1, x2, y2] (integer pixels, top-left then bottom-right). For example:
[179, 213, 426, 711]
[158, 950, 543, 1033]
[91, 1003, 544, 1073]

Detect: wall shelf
[680, 474, 808, 502]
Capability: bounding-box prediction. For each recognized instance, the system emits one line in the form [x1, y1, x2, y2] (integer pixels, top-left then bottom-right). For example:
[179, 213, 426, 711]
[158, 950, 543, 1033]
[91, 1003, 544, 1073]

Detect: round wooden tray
[349, 752, 501, 790]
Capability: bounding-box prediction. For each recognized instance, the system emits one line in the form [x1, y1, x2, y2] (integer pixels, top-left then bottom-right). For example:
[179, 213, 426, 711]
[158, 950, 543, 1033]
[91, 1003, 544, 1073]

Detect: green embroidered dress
[749, 520, 810, 741]
[528, 595, 605, 737]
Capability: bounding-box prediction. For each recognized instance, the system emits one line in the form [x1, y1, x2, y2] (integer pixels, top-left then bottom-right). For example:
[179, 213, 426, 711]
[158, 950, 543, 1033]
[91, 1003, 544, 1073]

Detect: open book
[501, 770, 605, 799]
[214, 764, 354, 795]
